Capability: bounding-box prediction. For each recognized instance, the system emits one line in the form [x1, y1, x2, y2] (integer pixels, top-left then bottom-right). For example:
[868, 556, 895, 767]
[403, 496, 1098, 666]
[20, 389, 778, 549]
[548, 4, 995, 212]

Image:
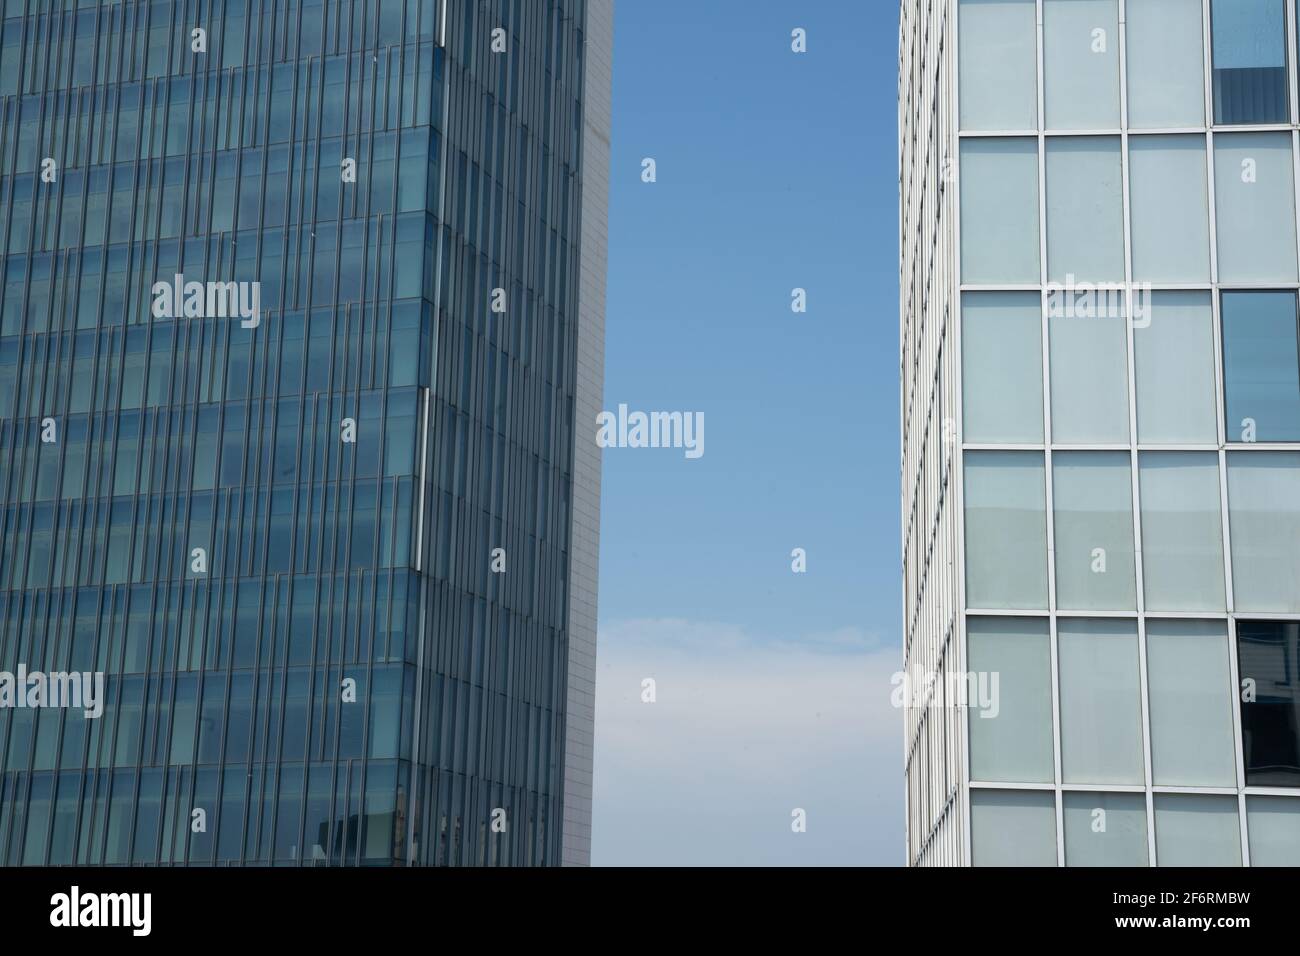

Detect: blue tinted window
[1222, 291, 1300, 441]
[1212, 0, 1289, 123]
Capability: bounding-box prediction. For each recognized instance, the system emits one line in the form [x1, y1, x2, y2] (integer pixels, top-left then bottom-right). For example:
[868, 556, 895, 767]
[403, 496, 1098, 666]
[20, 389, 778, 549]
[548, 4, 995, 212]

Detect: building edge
[562, 0, 613, 868]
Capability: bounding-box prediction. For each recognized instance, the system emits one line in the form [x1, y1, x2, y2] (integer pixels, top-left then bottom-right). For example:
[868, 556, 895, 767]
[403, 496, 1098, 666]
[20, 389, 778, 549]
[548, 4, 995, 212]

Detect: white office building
[900, 0, 1300, 865]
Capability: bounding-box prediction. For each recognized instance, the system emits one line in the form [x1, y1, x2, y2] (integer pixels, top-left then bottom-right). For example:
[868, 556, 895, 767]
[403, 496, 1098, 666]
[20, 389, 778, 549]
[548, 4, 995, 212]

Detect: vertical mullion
[1116, 0, 1160, 870]
[1034, 0, 1065, 869]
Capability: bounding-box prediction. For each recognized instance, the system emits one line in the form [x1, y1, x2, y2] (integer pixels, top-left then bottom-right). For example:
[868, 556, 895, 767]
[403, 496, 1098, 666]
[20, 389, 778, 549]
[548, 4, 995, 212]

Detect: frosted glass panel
[964, 452, 1049, 609]
[1046, 137, 1125, 283]
[1214, 133, 1298, 283]
[1247, 796, 1300, 866]
[962, 293, 1044, 443]
[1139, 453, 1226, 612]
[1058, 619, 1144, 784]
[961, 138, 1041, 283]
[1146, 620, 1237, 787]
[1049, 308, 1130, 444]
[971, 789, 1057, 866]
[1126, 0, 1206, 128]
[1063, 792, 1148, 867]
[1134, 293, 1218, 444]
[1155, 794, 1242, 866]
[1128, 136, 1210, 283]
[1044, 0, 1121, 129]
[1227, 452, 1300, 613]
[959, 0, 1039, 130]
[1053, 453, 1136, 611]
[968, 617, 1054, 783]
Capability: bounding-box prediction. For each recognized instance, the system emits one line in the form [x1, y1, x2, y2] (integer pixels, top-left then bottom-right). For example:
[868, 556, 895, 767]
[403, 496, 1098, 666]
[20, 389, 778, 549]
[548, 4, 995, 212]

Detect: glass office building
[901, 0, 1300, 865]
[0, 0, 610, 866]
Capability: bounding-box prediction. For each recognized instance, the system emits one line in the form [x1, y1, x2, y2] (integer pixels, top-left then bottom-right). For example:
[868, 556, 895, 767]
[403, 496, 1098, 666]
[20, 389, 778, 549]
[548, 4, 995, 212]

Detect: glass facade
[0, 0, 608, 867]
[903, 0, 1300, 865]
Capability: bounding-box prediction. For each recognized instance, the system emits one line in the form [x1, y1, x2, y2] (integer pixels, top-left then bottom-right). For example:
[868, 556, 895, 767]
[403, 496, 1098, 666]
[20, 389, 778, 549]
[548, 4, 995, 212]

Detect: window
[1147, 620, 1238, 786]
[370, 133, 398, 215]
[1227, 451, 1300, 612]
[22, 774, 52, 865]
[1236, 620, 1300, 786]
[1043, 0, 1120, 129]
[384, 390, 419, 476]
[1247, 796, 1300, 865]
[1211, 0, 1289, 124]
[389, 303, 423, 388]
[338, 671, 366, 759]
[964, 452, 1049, 609]
[49, 774, 79, 865]
[1154, 794, 1242, 866]
[268, 489, 293, 573]
[104, 771, 136, 864]
[1052, 453, 1137, 611]
[281, 670, 310, 762]
[361, 763, 399, 864]
[960, 138, 1041, 284]
[1058, 619, 1144, 784]
[967, 617, 1054, 783]
[1128, 136, 1210, 283]
[1213, 134, 1298, 283]
[216, 767, 248, 863]
[1139, 453, 1227, 611]
[961, 292, 1044, 443]
[1063, 792, 1148, 866]
[971, 789, 1057, 866]
[398, 128, 430, 212]
[222, 1, 246, 68]
[1126, 0, 1206, 127]
[303, 766, 333, 863]
[224, 673, 253, 764]
[1049, 306, 1130, 443]
[369, 665, 404, 759]
[1134, 293, 1218, 444]
[189, 769, 218, 861]
[958, 0, 1038, 131]
[1221, 292, 1300, 442]
[169, 674, 197, 765]
[274, 765, 305, 862]
[0, 17, 19, 96]
[1046, 137, 1124, 283]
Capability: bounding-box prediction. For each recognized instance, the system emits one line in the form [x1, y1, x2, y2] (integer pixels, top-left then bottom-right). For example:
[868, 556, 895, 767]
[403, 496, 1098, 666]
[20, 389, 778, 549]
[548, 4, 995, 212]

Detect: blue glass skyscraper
[0, 0, 609, 867]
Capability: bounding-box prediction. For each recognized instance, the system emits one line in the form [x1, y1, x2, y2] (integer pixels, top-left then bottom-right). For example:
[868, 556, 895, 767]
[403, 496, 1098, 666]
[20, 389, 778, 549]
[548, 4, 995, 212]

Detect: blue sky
[592, 1, 902, 865]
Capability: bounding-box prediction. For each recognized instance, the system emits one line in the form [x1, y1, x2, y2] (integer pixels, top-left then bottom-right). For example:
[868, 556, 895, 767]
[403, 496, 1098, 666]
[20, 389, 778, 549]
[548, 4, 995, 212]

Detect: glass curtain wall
[956, 0, 1300, 865]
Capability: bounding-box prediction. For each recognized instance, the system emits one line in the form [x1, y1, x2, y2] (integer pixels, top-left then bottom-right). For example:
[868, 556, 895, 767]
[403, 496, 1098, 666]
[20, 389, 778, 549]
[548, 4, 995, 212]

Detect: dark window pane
[1238, 620, 1300, 785]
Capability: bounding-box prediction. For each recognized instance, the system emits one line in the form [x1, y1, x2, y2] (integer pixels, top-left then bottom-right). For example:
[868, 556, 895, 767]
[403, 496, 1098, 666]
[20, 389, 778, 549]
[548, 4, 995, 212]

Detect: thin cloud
[592, 618, 904, 866]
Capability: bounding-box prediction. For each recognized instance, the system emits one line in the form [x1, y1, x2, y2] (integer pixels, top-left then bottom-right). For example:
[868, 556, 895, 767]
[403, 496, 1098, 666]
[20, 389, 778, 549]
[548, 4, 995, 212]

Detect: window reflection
[1212, 0, 1290, 123]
